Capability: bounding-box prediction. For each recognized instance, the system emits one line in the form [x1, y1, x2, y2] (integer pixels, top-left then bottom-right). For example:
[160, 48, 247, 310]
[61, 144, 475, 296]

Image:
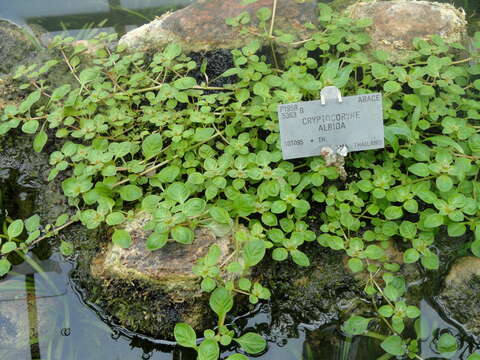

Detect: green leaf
[364, 245, 384, 260]
[256, 7, 272, 21]
[404, 94, 421, 107]
[272, 247, 288, 261]
[290, 249, 310, 267]
[381, 335, 405, 356]
[424, 213, 443, 228]
[118, 185, 142, 201]
[384, 81, 401, 93]
[399, 221, 417, 239]
[142, 133, 163, 159]
[437, 333, 458, 354]
[244, 240, 266, 267]
[226, 354, 249, 360]
[403, 248, 420, 263]
[471, 240, 480, 257]
[173, 77, 197, 89]
[174, 323, 197, 348]
[447, 223, 466, 237]
[8, 219, 24, 239]
[106, 212, 125, 225]
[429, 135, 464, 154]
[25, 214, 41, 232]
[421, 252, 439, 270]
[51, 84, 71, 101]
[253, 82, 270, 98]
[1, 241, 17, 254]
[406, 306, 421, 319]
[164, 42, 182, 60]
[201, 278, 216, 292]
[347, 258, 363, 273]
[384, 206, 403, 220]
[378, 305, 394, 318]
[467, 353, 480, 360]
[238, 278, 251, 291]
[19, 90, 41, 112]
[155, 166, 180, 183]
[112, 229, 132, 248]
[371, 63, 389, 79]
[33, 131, 48, 152]
[235, 332, 266, 354]
[79, 67, 100, 85]
[146, 232, 168, 251]
[198, 339, 219, 360]
[436, 175, 453, 192]
[171, 226, 194, 244]
[59, 241, 74, 256]
[205, 245, 221, 266]
[209, 287, 233, 319]
[409, 163, 430, 177]
[342, 316, 371, 335]
[22, 120, 39, 134]
[183, 198, 206, 217]
[0, 259, 11, 277]
[166, 182, 190, 204]
[209, 207, 231, 224]
[193, 128, 215, 142]
[271, 200, 287, 214]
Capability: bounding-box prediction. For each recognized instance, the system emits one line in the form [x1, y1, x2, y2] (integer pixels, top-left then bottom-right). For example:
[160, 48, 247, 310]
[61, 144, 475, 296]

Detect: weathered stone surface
[119, 0, 319, 53]
[437, 257, 480, 337]
[83, 212, 233, 336]
[346, 0, 467, 58]
[0, 20, 40, 75]
[444, 256, 480, 287]
[92, 212, 233, 298]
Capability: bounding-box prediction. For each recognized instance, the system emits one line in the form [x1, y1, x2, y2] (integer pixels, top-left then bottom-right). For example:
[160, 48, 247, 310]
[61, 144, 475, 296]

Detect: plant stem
[27, 219, 77, 249]
[365, 331, 387, 341]
[269, 0, 278, 38]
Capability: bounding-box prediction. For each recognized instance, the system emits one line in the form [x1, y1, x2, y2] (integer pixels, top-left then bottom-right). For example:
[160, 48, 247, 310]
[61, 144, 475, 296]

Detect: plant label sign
[277, 92, 384, 160]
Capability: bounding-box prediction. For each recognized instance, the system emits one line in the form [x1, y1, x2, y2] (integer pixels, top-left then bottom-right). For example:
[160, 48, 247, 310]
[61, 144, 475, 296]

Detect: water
[1, 0, 480, 359]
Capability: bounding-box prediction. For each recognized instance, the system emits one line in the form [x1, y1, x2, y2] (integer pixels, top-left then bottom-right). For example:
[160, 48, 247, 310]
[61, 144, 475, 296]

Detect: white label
[278, 93, 384, 160]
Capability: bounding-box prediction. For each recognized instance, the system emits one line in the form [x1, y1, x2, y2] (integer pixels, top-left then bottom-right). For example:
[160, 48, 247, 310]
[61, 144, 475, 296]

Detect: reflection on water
[1, 249, 479, 360]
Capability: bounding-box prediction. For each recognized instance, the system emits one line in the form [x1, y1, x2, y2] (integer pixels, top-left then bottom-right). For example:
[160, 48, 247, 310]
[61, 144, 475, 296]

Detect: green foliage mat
[1, 3, 480, 359]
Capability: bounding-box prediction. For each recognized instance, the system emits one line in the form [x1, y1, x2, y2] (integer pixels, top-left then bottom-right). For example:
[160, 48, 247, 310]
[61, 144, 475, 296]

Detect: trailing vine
[1, 2, 480, 359]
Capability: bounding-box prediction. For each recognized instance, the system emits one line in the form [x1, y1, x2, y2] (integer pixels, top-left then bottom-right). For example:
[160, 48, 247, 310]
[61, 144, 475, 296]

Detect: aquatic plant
[1, 1, 480, 359]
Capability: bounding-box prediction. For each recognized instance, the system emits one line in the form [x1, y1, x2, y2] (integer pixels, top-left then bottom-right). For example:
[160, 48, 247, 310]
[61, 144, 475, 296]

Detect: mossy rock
[436, 257, 480, 337]
[80, 212, 234, 337]
[345, 0, 467, 61]
[119, 0, 320, 53]
[0, 20, 40, 76]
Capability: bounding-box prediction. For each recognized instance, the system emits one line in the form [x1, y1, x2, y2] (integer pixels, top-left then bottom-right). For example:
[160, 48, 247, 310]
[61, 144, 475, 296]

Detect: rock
[0, 132, 69, 224]
[258, 246, 363, 335]
[119, 0, 319, 53]
[84, 211, 234, 337]
[444, 256, 480, 287]
[436, 257, 480, 337]
[0, 20, 41, 75]
[346, 0, 467, 59]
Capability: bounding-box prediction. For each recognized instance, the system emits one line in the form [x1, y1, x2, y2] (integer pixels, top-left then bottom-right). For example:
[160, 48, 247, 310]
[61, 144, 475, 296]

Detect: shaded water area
[1, 0, 480, 359]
